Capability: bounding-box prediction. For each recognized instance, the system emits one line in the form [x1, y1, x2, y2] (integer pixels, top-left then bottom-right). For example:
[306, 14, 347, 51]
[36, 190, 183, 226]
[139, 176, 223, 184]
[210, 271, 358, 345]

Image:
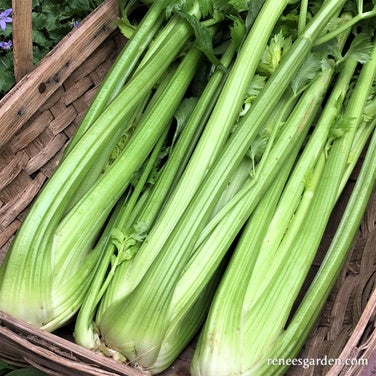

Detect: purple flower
[0, 8, 12, 31]
[0, 40, 12, 50]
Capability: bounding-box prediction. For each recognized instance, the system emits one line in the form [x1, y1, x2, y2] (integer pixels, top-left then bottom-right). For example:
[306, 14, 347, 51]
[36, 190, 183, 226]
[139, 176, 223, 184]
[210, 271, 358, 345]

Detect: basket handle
[12, 0, 33, 82]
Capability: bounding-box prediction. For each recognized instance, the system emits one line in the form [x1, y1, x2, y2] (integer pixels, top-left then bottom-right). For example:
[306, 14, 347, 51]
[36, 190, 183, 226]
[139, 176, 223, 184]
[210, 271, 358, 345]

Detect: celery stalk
[83, 2, 296, 370]
[191, 35, 376, 376]
[76, 1, 350, 373]
[93, 0, 295, 330]
[178, 66, 335, 329]
[74, 36, 239, 350]
[64, 0, 169, 154]
[108, 0, 293, 287]
[0, 38, 202, 331]
[269, 128, 376, 376]
[257, 39, 376, 376]
[71, 1, 350, 371]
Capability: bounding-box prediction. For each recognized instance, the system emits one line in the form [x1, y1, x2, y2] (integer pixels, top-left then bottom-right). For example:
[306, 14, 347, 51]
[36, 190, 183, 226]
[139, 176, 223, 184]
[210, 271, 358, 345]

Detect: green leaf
[228, 0, 250, 12]
[166, 0, 194, 18]
[290, 52, 323, 95]
[239, 74, 267, 117]
[32, 30, 52, 48]
[196, 0, 215, 18]
[0, 54, 15, 97]
[327, 114, 354, 146]
[176, 11, 225, 70]
[110, 225, 147, 263]
[118, 0, 138, 17]
[173, 97, 198, 141]
[229, 14, 246, 49]
[245, 0, 265, 30]
[345, 33, 373, 64]
[116, 17, 136, 39]
[0, 359, 15, 375]
[257, 30, 292, 76]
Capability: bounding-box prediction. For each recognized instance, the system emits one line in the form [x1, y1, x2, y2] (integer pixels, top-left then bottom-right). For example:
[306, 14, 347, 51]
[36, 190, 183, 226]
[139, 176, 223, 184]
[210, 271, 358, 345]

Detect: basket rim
[0, 311, 146, 376]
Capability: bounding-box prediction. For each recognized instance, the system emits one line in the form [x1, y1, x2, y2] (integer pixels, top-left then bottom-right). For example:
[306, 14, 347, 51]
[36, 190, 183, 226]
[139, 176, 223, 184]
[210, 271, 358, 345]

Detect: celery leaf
[343, 33, 373, 64]
[239, 74, 266, 117]
[115, 17, 136, 39]
[229, 15, 246, 49]
[176, 11, 225, 70]
[290, 52, 323, 95]
[257, 31, 292, 76]
[245, 0, 265, 30]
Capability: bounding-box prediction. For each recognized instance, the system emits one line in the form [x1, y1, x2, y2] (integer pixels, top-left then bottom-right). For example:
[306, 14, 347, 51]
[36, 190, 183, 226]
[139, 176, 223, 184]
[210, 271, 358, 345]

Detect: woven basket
[0, 1, 375, 375]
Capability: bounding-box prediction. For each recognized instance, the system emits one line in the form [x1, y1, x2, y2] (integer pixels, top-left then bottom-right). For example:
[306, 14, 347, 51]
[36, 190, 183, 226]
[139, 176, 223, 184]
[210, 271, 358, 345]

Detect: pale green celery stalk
[194, 85, 298, 244]
[179, 61, 332, 280]
[209, 157, 254, 218]
[190, 70, 351, 376]
[64, 0, 168, 154]
[98, 0, 293, 310]
[91, 0, 348, 371]
[65, 90, 154, 213]
[89, 0, 293, 366]
[73, 69, 178, 333]
[251, 66, 376, 376]
[131, 41, 238, 231]
[181, 67, 334, 374]
[338, 73, 376, 181]
[82, 39, 237, 331]
[298, 0, 308, 35]
[179, 5, 353, 291]
[75, 45, 206, 340]
[190, 156, 296, 376]
[266, 128, 376, 376]
[240, 58, 358, 308]
[61, 6, 196, 200]
[337, 97, 376, 196]
[200, 39, 376, 376]
[132, 153, 254, 373]
[314, 4, 376, 46]
[95, 74, 293, 361]
[190, 32, 360, 376]
[74, 122, 170, 349]
[114, 126, 170, 231]
[257, 51, 376, 374]
[50, 45, 203, 292]
[134, 10, 198, 71]
[128, 0, 291, 243]
[0, 41, 202, 331]
[96, 61, 332, 373]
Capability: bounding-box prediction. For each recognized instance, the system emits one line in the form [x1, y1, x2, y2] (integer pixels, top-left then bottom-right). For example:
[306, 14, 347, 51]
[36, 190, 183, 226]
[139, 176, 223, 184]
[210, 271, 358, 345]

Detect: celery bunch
[0, 0, 202, 330]
[0, 1, 375, 375]
[75, 0, 375, 374]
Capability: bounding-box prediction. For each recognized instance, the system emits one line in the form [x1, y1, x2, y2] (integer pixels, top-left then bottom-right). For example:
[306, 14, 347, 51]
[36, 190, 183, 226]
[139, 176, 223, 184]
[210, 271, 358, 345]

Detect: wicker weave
[0, 0, 375, 375]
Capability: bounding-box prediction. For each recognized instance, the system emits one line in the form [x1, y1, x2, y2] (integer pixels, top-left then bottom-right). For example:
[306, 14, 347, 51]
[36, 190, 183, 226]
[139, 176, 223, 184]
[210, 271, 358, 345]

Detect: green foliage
[0, 0, 103, 98]
[0, 359, 47, 376]
[257, 30, 292, 75]
[341, 33, 374, 64]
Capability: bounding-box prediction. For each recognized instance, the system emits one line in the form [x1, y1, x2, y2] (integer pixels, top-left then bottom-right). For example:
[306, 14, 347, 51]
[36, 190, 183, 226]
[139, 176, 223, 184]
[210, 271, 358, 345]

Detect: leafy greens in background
[0, 359, 47, 375]
[0, 0, 103, 97]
